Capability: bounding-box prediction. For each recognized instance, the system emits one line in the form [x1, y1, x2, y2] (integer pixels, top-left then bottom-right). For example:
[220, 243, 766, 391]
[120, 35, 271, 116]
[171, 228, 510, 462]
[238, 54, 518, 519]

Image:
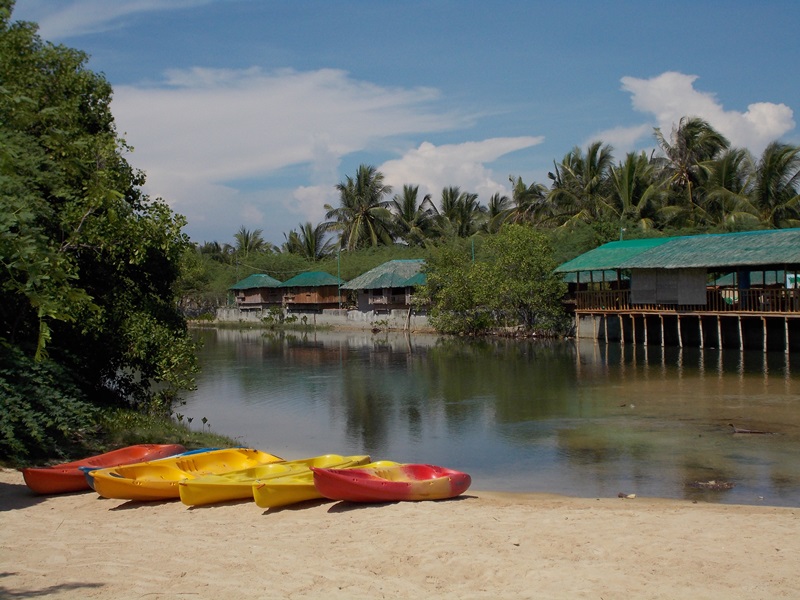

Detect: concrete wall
[215, 306, 433, 332]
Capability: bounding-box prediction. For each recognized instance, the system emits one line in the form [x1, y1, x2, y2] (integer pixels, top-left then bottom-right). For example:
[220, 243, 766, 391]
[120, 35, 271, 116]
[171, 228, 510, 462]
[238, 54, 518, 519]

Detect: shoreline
[2, 468, 797, 599]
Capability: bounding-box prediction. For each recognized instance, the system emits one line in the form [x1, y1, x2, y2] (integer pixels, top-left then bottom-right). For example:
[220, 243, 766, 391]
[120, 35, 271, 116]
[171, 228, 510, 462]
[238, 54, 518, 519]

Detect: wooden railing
[369, 294, 408, 305]
[575, 289, 800, 314]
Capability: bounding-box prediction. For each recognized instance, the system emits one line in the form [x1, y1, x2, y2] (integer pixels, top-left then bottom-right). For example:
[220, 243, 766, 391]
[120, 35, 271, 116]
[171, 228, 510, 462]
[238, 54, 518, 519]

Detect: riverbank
[1, 468, 796, 599]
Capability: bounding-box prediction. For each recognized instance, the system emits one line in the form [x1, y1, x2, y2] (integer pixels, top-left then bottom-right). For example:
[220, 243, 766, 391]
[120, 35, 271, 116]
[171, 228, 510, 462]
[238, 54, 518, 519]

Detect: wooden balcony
[575, 289, 800, 315]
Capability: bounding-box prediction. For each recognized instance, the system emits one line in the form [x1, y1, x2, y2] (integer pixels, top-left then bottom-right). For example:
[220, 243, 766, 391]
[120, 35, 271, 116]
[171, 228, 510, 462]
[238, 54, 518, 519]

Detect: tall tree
[703, 148, 759, 230]
[749, 142, 800, 228]
[432, 186, 486, 238]
[233, 226, 269, 258]
[282, 222, 336, 260]
[653, 116, 729, 224]
[548, 141, 616, 226]
[507, 176, 549, 225]
[390, 184, 437, 245]
[324, 164, 394, 250]
[609, 151, 663, 231]
[1, 3, 196, 458]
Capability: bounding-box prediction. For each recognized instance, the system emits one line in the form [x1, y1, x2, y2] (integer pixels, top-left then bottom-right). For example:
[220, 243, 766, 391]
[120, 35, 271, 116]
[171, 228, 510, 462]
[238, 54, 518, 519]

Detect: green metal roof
[556, 229, 800, 272]
[341, 259, 426, 290]
[554, 237, 672, 272]
[278, 271, 343, 288]
[561, 270, 628, 283]
[229, 273, 282, 290]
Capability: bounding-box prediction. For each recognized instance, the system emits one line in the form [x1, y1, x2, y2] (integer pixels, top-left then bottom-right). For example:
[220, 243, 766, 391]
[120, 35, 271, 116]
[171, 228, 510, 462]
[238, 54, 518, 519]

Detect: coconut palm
[548, 141, 616, 225]
[483, 192, 511, 233]
[324, 165, 394, 250]
[389, 184, 437, 246]
[506, 176, 549, 225]
[702, 148, 760, 230]
[233, 226, 270, 258]
[748, 142, 800, 228]
[283, 222, 336, 260]
[609, 151, 663, 231]
[653, 117, 729, 221]
[432, 186, 486, 238]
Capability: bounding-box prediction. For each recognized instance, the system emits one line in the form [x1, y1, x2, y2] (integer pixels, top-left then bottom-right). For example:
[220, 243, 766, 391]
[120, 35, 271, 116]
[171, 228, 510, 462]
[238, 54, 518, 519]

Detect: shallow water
[182, 327, 800, 506]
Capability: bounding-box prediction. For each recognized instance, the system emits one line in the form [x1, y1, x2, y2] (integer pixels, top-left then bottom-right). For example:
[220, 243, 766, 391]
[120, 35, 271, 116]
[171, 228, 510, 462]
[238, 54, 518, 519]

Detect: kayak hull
[312, 464, 471, 503]
[90, 448, 283, 501]
[253, 460, 399, 509]
[180, 454, 371, 506]
[20, 444, 186, 495]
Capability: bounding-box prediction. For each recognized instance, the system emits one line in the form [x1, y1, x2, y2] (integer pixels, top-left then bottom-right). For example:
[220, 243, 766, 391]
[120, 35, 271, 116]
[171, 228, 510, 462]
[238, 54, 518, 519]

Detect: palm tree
[548, 141, 615, 225]
[324, 164, 394, 250]
[653, 116, 729, 221]
[748, 142, 800, 228]
[483, 192, 511, 233]
[390, 184, 437, 246]
[506, 176, 549, 225]
[609, 151, 663, 231]
[283, 222, 336, 260]
[432, 186, 486, 238]
[702, 148, 760, 230]
[233, 226, 269, 258]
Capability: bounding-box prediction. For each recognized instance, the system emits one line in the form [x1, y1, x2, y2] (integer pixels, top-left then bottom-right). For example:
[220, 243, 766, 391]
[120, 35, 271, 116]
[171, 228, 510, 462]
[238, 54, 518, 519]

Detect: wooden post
[738, 316, 744, 352]
[619, 314, 624, 344]
[677, 314, 683, 348]
[698, 316, 704, 348]
[786, 317, 791, 354]
[643, 315, 648, 346]
[660, 315, 665, 347]
[604, 314, 609, 344]
[762, 317, 768, 353]
[632, 315, 637, 345]
[717, 316, 722, 349]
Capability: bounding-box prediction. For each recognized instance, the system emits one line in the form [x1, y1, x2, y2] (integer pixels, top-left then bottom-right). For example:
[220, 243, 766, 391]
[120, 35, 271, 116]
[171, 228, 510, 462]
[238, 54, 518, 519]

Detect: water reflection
[183, 328, 800, 506]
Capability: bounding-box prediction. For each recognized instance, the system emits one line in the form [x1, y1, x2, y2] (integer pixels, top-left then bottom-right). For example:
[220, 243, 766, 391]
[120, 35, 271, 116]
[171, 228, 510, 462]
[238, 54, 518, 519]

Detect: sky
[12, 0, 800, 246]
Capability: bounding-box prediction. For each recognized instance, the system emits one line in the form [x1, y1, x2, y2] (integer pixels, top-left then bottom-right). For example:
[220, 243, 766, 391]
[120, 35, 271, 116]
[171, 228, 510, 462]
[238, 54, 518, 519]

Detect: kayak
[253, 460, 399, 510]
[80, 447, 223, 490]
[311, 463, 472, 502]
[20, 444, 186, 495]
[179, 454, 371, 506]
[89, 447, 283, 501]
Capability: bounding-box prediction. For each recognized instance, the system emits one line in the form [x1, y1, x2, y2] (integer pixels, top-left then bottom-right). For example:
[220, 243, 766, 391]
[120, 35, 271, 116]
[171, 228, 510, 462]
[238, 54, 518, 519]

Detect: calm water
[182, 327, 800, 506]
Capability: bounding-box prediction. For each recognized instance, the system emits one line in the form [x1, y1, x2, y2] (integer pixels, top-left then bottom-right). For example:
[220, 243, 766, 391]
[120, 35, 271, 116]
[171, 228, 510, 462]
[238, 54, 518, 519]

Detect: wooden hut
[279, 271, 344, 312]
[229, 273, 283, 311]
[555, 229, 800, 352]
[341, 259, 426, 314]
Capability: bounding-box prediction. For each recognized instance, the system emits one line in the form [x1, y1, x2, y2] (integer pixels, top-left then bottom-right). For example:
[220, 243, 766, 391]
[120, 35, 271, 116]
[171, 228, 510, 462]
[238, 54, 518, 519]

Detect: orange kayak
[311, 463, 472, 503]
[21, 444, 186, 494]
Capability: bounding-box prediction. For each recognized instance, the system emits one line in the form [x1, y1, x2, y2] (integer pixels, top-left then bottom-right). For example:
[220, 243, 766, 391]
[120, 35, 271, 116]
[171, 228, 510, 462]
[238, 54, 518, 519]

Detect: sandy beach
[1, 468, 797, 599]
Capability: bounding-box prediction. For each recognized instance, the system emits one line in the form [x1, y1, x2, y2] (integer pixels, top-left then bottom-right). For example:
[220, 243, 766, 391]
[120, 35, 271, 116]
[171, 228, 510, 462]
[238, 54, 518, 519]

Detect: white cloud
[110, 66, 467, 243]
[14, 0, 212, 39]
[379, 137, 544, 205]
[620, 72, 795, 155]
[584, 124, 653, 155]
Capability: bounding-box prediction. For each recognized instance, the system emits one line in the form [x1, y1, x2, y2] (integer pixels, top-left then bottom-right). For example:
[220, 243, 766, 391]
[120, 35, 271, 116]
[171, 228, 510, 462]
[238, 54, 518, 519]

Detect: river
[181, 327, 800, 506]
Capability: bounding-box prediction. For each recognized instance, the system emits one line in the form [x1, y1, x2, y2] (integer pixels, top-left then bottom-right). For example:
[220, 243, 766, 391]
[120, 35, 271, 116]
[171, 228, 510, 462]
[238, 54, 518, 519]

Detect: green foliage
[0, 5, 197, 460]
[0, 345, 99, 463]
[423, 227, 567, 336]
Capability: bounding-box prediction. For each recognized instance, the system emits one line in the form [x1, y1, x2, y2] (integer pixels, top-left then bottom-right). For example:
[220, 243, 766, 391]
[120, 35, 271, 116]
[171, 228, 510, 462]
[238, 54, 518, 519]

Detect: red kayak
[311, 463, 471, 502]
[21, 443, 186, 494]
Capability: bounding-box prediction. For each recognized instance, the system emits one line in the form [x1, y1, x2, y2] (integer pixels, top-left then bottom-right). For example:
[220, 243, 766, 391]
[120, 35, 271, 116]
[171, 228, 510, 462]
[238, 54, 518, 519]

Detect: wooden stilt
[698, 316, 704, 348]
[604, 314, 609, 344]
[677, 315, 683, 348]
[643, 315, 648, 346]
[762, 317, 768, 353]
[619, 314, 624, 344]
[786, 317, 790, 354]
[631, 315, 637, 345]
[717, 316, 722, 349]
[738, 316, 744, 351]
[660, 315, 665, 347]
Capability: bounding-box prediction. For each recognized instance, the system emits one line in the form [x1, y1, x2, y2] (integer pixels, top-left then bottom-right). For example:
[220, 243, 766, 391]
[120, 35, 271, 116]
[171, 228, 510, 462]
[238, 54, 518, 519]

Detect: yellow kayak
[253, 460, 399, 510]
[89, 448, 283, 501]
[179, 454, 371, 506]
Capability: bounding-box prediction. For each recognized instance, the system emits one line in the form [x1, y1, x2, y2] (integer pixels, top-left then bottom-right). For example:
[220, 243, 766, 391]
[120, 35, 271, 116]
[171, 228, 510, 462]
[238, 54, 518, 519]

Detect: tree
[324, 164, 394, 250]
[233, 226, 270, 258]
[654, 116, 729, 224]
[749, 142, 800, 228]
[609, 151, 663, 231]
[506, 176, 549, 226]
[1, 3, 196, 459]
[422, 225, 567, 335]
[390, 184, 437, 245]
[548, 141, 616, 226]
[431, 186, 486, 238]
[282, 221, 336, 260]
[703, 148, 760, 230]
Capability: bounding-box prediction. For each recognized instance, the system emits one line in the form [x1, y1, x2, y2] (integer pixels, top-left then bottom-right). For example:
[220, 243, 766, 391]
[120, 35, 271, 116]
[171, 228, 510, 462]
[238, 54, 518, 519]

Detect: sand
[1, 468, 797, 599]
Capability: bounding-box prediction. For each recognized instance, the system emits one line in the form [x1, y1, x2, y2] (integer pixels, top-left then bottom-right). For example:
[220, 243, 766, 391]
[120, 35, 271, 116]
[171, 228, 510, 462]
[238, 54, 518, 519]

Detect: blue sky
[12, 0, 800, 246]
